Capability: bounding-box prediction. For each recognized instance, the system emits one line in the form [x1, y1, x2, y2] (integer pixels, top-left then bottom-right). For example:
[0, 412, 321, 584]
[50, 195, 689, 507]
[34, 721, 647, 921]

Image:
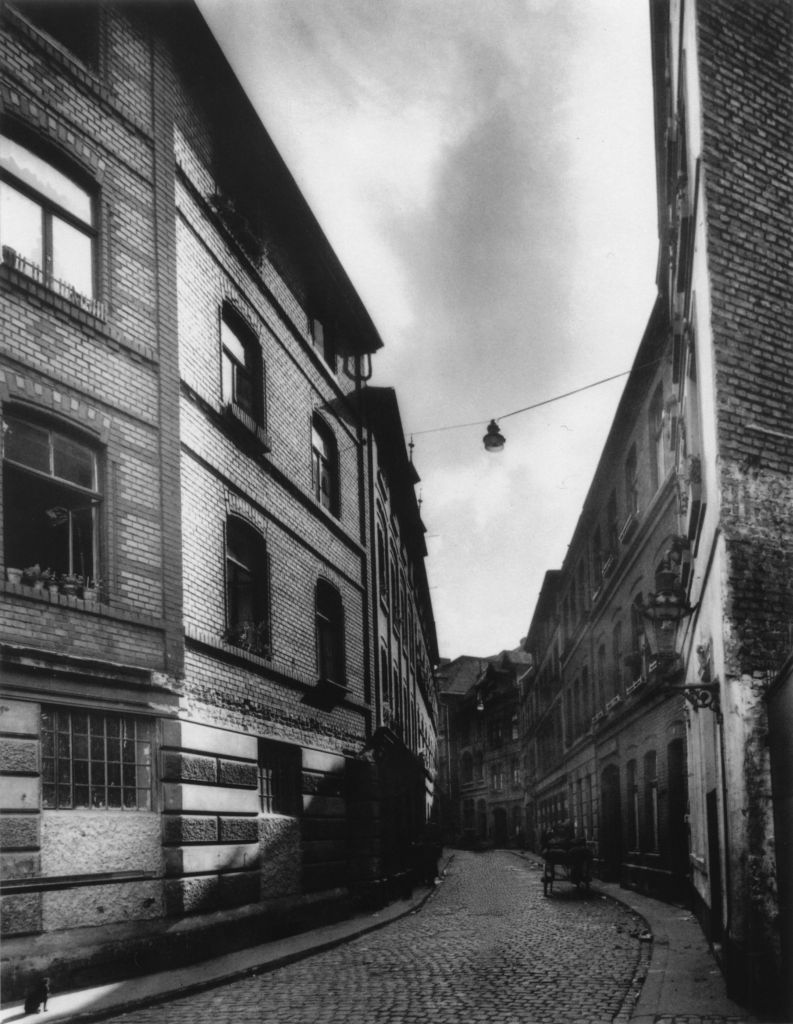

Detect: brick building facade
[648, 0, 791, 1013]
[0, 0, 437, 998]
[519, 1, 790, 1016]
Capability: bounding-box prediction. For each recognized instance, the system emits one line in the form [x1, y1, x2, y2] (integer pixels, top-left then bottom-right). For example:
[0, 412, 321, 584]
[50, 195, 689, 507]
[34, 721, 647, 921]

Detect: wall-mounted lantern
[640, 547, 720, 717]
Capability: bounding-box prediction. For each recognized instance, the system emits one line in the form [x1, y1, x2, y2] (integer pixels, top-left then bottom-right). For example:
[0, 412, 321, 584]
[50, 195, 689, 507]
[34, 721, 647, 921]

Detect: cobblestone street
[107, 851, 649, 1024]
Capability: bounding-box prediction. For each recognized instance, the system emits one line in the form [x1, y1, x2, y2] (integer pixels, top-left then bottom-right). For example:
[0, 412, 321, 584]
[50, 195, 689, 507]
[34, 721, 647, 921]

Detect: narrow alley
[93, 851, 647, 1024]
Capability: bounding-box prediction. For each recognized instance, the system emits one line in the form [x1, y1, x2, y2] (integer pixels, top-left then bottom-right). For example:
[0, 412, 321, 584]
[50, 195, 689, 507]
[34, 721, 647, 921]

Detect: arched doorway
[600, 764, 622, 881]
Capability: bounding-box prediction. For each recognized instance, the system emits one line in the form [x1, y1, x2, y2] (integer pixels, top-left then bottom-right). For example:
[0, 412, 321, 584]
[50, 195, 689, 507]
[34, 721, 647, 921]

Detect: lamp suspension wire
[406, 356, 666, 439]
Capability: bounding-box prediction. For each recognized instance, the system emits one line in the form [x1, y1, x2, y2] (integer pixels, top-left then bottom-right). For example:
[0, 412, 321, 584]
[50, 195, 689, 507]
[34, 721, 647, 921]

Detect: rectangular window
[42, 708, 152, 810]
[258, 739, 301, 816]
[1, 135, 96, 300]
[3, 413, 100, 584]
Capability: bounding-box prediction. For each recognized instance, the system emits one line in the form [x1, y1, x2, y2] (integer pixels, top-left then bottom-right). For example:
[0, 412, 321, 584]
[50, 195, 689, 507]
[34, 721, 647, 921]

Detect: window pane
[3, 416, 50, 473]
[52, 217, 93, 297]
[0, 136, 92, 224]
[221, 319, 247, 365]
[0, 180, 43, 267]
[52, 432, 95, 488]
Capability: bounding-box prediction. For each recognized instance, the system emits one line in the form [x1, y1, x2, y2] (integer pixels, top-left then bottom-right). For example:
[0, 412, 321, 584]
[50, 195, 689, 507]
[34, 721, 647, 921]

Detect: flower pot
[6, 568, 22, 584]
[47, 583, 60, 598]
[82, 587, 98, 603]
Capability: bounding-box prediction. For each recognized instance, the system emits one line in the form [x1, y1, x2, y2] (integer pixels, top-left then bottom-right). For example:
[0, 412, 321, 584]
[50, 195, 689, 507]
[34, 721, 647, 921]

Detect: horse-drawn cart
[540, 823, 594, 895]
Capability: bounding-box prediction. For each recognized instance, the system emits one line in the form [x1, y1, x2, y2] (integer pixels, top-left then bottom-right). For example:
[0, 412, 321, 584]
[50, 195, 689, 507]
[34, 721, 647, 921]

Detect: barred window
[258, 739, 301, 816]
[42, 708, 152, 810]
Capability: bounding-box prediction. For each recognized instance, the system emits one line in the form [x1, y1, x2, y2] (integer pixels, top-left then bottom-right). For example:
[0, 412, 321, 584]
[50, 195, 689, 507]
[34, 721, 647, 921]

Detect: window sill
[2, 248, 105, 318]
[224, 402, 271, 453]
[1, 262, 156, 363]
[1, 580, 160, 627]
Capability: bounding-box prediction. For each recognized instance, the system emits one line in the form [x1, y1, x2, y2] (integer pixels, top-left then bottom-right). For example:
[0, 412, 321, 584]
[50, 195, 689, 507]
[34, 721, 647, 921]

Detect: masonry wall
[695, 0, 792, 1005]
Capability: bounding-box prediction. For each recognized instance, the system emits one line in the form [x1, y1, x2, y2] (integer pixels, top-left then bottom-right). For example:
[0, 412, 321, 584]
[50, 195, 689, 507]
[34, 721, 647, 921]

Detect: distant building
[438, 648, 532, 847]
[520, 1, 791, 1018]
[0, 0, 437, 996]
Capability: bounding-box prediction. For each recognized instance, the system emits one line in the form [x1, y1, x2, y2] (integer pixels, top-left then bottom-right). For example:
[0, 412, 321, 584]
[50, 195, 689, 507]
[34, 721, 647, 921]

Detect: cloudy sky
[196, 0, 659, 661]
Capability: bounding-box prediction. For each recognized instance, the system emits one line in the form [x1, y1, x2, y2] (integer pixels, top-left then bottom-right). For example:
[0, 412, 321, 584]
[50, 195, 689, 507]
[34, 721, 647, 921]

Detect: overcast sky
[196, 0, 659, 661]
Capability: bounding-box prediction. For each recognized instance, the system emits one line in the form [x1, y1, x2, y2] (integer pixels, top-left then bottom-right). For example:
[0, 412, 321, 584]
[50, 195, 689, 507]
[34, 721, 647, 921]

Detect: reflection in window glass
[0, 181, 42, 267]
[0, 135, 95, 298]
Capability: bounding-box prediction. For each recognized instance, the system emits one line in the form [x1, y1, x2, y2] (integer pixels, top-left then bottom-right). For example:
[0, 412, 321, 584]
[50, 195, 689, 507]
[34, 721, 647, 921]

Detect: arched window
[649, 385, 665, 491]
[3, 410, 100, 586]
[315, 579, 345, 687]
[221, 304, 263, 425]
[224, 516, 271, 656]
[311, 415, 339, 515]
[1, 133, 96, 300]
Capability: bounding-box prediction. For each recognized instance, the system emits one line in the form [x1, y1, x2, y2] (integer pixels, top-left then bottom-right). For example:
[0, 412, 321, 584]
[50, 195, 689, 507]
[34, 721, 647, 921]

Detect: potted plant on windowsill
[21, 564, 47, 592]
[221, 620, 271, 657]
[59, 573, 83, 597]
[6, 566, 23, 585]
[81, 578, 100, 602]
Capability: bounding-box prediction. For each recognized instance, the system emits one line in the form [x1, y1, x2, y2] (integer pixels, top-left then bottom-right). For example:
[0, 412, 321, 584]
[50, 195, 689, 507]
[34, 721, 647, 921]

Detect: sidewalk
[513, 849, 758, 1024]
[1, 851, 758, 1024]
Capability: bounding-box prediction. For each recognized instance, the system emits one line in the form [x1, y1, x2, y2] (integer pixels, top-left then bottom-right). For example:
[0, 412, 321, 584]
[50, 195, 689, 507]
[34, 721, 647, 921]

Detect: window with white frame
[1, 133, 96, 300]
[3, 411, 100, 584]
[41, 707, 152, 810]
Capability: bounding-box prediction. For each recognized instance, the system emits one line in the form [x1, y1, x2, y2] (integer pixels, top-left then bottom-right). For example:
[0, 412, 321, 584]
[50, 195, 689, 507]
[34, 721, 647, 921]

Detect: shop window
[311, 415, 338, 515]
[1, 133, 96, 302]
[315, 579, 345, 687]
[223, 516, 271, 656]
[3, 412, 100, 584]
[258, 738, 301, 816]
[41, 707, 152, 810]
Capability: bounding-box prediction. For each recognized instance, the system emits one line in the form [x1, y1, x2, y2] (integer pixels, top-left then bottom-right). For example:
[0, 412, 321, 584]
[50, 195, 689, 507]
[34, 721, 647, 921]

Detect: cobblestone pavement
[107, 851, 651, 1024]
